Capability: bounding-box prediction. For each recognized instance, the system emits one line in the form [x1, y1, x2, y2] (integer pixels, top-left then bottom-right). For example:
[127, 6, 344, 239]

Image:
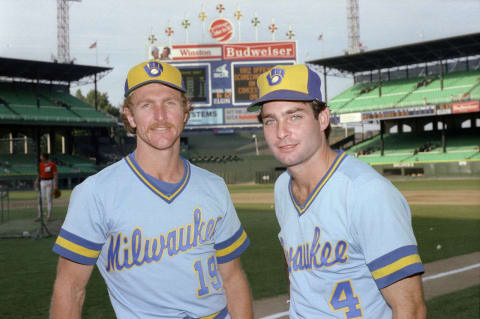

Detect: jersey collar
[125, 153, 190, 204]
[289, 151, 347, 216]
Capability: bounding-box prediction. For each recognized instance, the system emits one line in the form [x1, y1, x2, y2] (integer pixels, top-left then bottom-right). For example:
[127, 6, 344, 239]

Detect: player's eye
[290, 113, 302, 121]
[165, 99, 180, 107]
[263, 118, 275, 126]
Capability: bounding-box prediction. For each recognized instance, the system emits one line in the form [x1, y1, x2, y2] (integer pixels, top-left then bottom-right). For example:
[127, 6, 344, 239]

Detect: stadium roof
[308, 32, 480, 74]
[0, 57, 112, 83]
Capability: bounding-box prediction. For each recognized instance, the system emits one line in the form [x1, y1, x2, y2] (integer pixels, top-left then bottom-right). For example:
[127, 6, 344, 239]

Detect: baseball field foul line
[422, 263, 480, 282]
[258, 263, 480, 319]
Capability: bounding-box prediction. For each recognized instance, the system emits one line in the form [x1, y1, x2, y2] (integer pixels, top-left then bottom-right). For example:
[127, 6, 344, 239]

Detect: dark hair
[257, 100, 331, 139]
[41, 152, 49, 160]
[121, 91, 191, 134]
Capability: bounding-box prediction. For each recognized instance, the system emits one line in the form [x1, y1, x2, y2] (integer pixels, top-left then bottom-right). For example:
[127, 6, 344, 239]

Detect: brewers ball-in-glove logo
[144, 62, 163, 77]
[267, 68, 285, 86]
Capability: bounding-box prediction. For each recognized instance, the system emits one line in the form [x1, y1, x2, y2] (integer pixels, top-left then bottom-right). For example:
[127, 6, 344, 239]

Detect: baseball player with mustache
[50, 61, 253, 319]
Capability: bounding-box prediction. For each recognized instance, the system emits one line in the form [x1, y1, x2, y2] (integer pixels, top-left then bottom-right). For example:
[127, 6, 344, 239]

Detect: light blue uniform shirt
[53, 154, 249, 319]
[275, 151, 424, 318]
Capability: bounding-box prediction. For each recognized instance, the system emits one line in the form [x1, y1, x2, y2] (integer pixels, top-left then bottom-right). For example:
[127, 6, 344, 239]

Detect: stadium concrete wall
[372, 161, 480, 177]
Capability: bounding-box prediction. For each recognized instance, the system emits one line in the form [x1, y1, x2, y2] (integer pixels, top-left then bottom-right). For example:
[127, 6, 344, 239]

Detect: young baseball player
[50, 61, 253, 319]
[34, 152, 58, 222]
[248, 64, 426, 318]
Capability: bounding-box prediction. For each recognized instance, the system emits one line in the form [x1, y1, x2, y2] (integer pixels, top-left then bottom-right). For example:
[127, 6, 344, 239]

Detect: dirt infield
[231, 190, 480, 206]
[402, 190, 480, 205]
[8, 189, 478, 208]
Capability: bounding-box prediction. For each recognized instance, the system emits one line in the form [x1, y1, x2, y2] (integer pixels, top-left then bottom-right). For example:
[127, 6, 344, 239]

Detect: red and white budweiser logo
[209, 18, 234, 42]
[223, 42, 296, 60]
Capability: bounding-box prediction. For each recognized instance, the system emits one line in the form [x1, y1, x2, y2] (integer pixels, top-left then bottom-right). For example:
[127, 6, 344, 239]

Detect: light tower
[346, 0, 361, 54]
[57, 0, 81, 63]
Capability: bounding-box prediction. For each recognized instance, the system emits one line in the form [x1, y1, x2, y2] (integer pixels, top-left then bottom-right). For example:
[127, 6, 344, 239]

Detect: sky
[1, 0, 480, 107]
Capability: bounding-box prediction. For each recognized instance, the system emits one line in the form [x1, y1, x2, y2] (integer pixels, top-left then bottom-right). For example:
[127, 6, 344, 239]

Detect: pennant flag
[89, 41, 97, 49]
[317, 34, 323, 41]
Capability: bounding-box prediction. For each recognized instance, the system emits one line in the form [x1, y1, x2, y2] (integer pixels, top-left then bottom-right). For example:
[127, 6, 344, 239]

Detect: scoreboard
[167, 41, 297, 129]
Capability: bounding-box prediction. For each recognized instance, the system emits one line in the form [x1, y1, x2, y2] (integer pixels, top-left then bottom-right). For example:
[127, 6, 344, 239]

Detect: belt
[40, 178, 53, 181]
[183, 306, 228, 319]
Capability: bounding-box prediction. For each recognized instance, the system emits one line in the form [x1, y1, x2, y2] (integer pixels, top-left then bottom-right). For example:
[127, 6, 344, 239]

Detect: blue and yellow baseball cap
[247, 64, 322, 112]
[124, 60, 186, 97]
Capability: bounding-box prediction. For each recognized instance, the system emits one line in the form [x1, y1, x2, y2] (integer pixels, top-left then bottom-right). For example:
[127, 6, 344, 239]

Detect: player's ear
[183, 103, 192, 124]
[318, 107, 330, 132]
[123, 106, 137, 129]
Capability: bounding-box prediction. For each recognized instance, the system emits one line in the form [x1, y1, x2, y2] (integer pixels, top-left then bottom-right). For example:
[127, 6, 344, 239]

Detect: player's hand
[52, 188, 61, 198]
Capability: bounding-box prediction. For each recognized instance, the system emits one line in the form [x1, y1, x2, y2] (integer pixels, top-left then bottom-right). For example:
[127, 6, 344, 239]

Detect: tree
[75, 89, 120, 117]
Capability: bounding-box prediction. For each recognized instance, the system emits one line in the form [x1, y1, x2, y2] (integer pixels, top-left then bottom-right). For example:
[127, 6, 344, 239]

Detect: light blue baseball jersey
[53, 153, 249, 319]
[275, 151, 424, 319]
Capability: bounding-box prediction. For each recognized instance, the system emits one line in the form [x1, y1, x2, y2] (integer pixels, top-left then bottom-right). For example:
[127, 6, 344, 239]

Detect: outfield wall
[372, 160, 480, 177]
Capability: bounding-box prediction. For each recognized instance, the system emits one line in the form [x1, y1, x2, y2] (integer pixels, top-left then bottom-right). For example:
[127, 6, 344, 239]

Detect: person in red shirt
[34, 153, 58, 222]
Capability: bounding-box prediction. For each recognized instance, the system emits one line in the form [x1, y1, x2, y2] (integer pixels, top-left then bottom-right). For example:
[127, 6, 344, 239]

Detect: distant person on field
[248, 64, 426, 318]
[34, 153, 58, 222]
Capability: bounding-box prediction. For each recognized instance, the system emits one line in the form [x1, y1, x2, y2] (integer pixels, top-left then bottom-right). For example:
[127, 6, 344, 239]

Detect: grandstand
[309, 33, 480, 177]
[0, 57, 115, 189]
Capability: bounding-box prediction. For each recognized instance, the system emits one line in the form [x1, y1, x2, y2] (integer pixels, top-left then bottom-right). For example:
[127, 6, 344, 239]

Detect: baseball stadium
[1, 1, 479, 318]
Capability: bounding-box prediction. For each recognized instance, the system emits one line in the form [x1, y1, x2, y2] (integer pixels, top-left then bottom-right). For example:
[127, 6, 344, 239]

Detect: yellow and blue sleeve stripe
[214, 226, 250, 264]
[367, 245, 424, 289]
[52, 228, 103, 265]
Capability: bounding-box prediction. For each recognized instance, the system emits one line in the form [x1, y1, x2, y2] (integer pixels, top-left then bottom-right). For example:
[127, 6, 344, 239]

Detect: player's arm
[381, 274, 426, 319]
[50, 256, 94, 319]
[218, 257, 253, 319]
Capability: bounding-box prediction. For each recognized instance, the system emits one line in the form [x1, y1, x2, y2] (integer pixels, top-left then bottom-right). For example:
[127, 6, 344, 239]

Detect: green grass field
[0, 179, 478, 318]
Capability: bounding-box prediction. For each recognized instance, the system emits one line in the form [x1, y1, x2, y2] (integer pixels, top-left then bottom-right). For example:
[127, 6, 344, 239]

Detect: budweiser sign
[223, 42, 296, 60]
[452, 101, 480, 114]
[209, 18, 234, 42]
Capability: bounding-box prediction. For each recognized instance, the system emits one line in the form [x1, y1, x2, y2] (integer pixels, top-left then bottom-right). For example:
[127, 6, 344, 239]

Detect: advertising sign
[361, 105, 436, 121]
[436, 103, 452, 115]
[172, 44, 222, 61]
[223, 42, 296, 60]
[339, 112, 362, 123]
[225, 108, 260, 124]
[209, 18, 234, 42]
[188, 108, 223, 126]
[452, 101, 480, 114]
[168, 41, 297, 128]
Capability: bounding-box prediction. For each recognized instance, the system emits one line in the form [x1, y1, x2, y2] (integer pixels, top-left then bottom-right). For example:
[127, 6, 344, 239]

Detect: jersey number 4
[329, 280, 363, 318]
[193, 255, 222, 297]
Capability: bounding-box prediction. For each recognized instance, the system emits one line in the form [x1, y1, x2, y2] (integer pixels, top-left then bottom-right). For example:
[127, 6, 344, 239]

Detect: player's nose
[153, 104, 167, 121]
[277, 120, 289, 139]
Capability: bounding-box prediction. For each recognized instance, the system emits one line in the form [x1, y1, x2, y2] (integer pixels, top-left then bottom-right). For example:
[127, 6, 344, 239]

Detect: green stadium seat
[348, 131, 480, 165]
